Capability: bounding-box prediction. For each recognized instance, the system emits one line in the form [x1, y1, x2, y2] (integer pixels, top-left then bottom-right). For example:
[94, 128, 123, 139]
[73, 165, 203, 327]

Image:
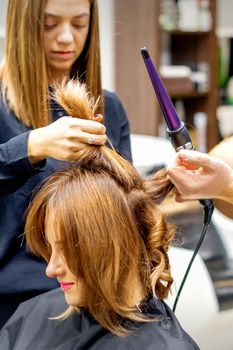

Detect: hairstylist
[0, 0, 132, 328]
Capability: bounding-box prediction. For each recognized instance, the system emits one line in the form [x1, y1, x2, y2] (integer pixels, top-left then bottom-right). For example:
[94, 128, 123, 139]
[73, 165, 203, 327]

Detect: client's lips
[60, 282, 75, 290]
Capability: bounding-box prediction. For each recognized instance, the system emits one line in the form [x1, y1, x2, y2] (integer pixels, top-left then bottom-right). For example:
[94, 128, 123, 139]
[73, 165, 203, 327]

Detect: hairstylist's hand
[28, 116, 106, 164]
[167, 149, 233, 203]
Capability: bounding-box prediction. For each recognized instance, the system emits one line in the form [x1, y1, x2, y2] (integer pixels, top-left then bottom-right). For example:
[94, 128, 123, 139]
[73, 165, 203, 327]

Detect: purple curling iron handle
[140, 47, 193, 151]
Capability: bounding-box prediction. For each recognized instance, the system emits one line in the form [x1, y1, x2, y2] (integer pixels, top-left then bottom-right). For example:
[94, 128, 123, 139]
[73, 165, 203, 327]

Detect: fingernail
[179, 150, 189, 159]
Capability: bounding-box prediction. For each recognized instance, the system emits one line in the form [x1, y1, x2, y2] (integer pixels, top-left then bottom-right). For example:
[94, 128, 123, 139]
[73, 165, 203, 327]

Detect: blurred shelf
[114, 0, 218, 150]
[158, 0, 218, 150]
[160, 28, 211, 36]
[169, 91, 209, 99]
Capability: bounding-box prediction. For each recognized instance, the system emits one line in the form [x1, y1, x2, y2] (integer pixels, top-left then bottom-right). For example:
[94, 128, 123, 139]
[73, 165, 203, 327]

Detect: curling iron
[140, 47, 214, 224]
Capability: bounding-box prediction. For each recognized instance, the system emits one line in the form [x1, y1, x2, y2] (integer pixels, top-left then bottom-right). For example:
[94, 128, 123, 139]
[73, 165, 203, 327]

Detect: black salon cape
[0, 288, 199, 350]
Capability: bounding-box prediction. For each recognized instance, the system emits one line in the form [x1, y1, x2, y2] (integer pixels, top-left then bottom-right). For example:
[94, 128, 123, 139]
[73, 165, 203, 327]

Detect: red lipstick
[60, 282, 75, 290]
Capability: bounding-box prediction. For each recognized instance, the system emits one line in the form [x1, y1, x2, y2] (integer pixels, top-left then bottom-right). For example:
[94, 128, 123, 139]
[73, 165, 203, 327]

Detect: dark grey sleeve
[116, 97, 132, 162]
[0, 131, 46, 194]
[104, 90, 132, 162]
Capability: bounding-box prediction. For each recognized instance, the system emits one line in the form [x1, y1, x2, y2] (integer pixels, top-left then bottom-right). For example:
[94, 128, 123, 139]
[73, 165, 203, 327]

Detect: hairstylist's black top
[0, 90, 132, 306]
[0, 288, 200, 350]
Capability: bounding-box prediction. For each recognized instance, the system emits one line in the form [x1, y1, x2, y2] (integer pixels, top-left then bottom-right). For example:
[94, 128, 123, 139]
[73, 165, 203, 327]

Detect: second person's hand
[167, 149, 233, 203]
[28, 116, 107, 164]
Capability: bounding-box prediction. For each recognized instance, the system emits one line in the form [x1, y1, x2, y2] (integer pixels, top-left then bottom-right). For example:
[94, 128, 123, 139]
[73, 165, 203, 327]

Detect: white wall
[0, 0, 7, 31]
[0, 0, 7, 60]
[97, 0, 115, 91]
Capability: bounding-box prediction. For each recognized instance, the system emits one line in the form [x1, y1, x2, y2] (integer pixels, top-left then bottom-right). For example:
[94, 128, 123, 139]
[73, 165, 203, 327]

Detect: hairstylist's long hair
[0, 0, 102, 129]
[25, 81, 175, 336]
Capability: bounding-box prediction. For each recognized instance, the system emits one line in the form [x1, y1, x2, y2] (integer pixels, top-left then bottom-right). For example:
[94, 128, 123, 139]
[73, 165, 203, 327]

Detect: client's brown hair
[25, 81, 175, 336]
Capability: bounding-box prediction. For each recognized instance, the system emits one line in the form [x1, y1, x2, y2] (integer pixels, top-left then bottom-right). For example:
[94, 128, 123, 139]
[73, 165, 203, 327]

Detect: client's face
[45, 214, 84, 306]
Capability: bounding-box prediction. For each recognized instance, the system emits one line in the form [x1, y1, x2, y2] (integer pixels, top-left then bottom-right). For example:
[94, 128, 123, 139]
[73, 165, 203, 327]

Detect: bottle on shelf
[193, 112, 207, 152]
[159, 0, 178, 31]
[177, 0, 211, 32]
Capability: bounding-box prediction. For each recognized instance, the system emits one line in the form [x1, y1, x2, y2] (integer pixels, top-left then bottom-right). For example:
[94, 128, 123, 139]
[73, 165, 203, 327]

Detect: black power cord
[172, 201, 214, 313]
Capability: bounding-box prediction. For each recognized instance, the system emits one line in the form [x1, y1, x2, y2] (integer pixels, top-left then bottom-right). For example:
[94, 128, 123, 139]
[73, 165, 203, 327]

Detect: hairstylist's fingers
[172, 188, 192, 202]
[167, 164, 192, 182]
[167, 166, 197, 196]
[178, 150, 216, 171]
[174, 193, 186, 203]
[79, 131, 107, 145]
[69, 117, 106, 135]
[94, 114, 104, 123]
[173, 158, 198, 171]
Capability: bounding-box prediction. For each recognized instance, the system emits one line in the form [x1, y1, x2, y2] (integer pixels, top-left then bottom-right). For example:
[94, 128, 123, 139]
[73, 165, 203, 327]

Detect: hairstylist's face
[44, 0, 90, 82]
[45, 214, 84, 307]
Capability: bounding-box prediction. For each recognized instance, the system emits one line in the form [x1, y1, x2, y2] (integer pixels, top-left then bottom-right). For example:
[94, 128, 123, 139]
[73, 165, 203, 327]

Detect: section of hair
[25, 80, 175, 336]
[51, 79, 101, 120]
[1, 0, 49, 128]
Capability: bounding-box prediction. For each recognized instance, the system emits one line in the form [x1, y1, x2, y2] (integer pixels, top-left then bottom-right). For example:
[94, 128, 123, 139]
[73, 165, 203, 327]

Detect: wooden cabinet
[114, 0, 218, 150]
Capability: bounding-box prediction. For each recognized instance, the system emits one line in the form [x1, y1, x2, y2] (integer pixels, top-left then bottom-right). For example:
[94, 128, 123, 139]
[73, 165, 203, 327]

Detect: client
[0, 81, 199, 349]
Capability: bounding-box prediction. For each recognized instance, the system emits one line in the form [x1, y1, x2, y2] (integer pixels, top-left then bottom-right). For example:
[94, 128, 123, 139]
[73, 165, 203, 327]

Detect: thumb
[178, 150, 215, 171]
[174, 194, 189, 203]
